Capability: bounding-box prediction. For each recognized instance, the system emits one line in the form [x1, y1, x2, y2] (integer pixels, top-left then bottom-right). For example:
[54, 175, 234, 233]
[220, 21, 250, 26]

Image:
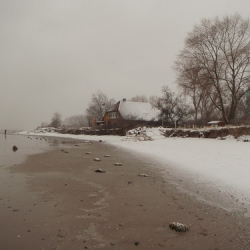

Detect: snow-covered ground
[19, 128, 250, 215]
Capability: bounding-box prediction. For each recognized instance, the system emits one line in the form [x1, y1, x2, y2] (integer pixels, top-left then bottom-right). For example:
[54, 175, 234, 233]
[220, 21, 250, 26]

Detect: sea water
[0, 133, 69, 199]
[0, 133, 57, 168]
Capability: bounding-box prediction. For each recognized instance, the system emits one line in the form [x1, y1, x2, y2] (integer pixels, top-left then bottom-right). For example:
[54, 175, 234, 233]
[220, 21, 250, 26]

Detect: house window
[109, 112, 117, 119]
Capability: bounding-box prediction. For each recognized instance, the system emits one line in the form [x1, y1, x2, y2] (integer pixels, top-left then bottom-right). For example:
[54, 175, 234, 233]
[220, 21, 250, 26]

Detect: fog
[1, 0, 249, 130]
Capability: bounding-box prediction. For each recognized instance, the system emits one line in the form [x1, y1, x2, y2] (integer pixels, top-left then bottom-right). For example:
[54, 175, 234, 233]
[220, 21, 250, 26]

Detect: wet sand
[1, 139, 250, 249]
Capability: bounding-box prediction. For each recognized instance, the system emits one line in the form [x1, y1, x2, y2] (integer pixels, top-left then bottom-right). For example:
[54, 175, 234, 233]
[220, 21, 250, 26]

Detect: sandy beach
[1, 137, 250, 250]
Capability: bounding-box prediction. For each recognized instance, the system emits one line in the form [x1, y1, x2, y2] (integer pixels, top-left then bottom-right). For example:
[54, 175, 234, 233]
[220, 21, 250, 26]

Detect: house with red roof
[104, 99, 160, 127]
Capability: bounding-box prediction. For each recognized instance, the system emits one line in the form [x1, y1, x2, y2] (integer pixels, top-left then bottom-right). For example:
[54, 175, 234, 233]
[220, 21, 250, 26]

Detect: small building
[104, 99, 160, 127]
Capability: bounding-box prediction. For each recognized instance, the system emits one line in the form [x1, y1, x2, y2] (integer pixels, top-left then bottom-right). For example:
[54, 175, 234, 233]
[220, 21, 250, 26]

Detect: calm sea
[0, 133, 61, 168]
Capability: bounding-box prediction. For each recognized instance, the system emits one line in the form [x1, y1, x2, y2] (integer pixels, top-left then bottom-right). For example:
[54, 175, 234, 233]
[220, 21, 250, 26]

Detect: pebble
[169, 222, 189, 232]
[138, 174, 149, 177]
[95, 169, 106, 173]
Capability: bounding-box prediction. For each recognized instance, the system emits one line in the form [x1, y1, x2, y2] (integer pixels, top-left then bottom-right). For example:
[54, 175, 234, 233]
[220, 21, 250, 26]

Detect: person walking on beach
[5, 129, 7, 135]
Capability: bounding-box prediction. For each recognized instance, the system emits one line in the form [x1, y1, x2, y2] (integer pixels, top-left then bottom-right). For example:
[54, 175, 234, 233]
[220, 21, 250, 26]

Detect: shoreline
[13, 132, 250, 216]
[1, 139, 250, 249]
[17, 131, 250, 203]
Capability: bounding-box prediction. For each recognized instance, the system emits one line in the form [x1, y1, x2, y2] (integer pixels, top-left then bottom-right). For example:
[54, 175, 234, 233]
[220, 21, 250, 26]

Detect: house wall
[105, 111, 123, 126]
[107, 115, 161, 128]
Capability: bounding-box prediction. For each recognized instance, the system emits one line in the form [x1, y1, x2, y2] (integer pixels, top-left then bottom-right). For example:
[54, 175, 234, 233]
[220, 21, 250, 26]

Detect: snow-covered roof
[117, 100, 160, 121]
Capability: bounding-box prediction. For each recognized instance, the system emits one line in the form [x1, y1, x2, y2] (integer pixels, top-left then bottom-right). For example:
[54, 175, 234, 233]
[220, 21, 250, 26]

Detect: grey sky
[1, 0, 249, 130]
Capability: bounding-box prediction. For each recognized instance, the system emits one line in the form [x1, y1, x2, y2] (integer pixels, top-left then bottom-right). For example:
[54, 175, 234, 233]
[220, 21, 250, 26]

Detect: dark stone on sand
[12, 146, 18, 152]
[138, 174, 149, 177]
[169, 222, 189, 232]
[95, 169, 106, 173]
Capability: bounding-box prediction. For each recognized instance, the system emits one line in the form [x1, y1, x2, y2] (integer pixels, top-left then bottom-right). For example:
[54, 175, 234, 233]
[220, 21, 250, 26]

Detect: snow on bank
[19, 129, 250, 212]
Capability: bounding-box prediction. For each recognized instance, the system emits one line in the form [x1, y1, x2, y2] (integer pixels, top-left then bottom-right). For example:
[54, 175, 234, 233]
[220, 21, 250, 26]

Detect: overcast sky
[1, 0, 250, 130]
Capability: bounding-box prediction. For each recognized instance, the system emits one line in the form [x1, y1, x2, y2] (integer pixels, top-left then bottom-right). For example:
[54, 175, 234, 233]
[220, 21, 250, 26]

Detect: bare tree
[153, 87, 191, 127]
[149, 95, 159, 107]
[86, 91, 115, 121]
[40, 122, 49, 128]
[64, 115, 88, 128]
[175, 60, 203, 122]
[50, 112, 62, 128]
[174, 59, 217, 124]
[130, 95, 148, 102]
[176, 14, 250, 124]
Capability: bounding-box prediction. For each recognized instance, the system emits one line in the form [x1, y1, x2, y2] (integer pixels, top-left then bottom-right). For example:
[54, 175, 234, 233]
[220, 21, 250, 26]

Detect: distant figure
[5, 129, 7, 135]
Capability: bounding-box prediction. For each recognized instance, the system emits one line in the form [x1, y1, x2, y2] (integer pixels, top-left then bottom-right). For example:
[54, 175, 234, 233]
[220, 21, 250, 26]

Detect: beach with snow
[1, 129, 250, 249]
[19, 127, 250, 216]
